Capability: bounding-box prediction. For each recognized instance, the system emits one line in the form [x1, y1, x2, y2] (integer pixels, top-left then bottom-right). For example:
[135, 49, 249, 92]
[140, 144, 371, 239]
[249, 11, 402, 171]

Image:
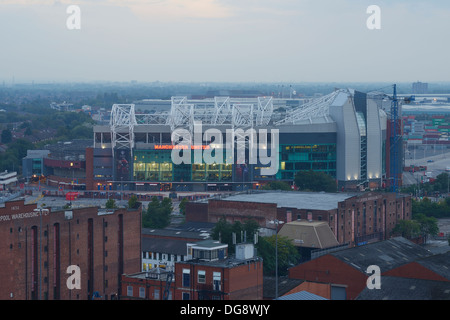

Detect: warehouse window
[182, 269, 191, 287]
[139, 287, 145, 298]
[127, 286, 133, 297]
[198, 270, 206, 284]
[213, 272, 221, 291]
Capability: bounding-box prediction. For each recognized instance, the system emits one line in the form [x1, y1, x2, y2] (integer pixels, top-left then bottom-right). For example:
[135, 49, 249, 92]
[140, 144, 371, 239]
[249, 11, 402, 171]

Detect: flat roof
[220, 191, 356, 211]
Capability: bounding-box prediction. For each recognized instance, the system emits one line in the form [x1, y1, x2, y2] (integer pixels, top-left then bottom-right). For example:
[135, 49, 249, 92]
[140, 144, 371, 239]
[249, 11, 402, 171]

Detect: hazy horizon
[1, 0, 450, 84]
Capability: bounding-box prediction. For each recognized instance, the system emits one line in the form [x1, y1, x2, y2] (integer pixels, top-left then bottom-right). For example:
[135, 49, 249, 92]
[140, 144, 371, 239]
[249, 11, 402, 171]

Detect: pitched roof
[416, 251, 450, 281]
[331, 237, 433, 273]
[277, 291, 328, 300]
[263, 276, 304, 299]
[278, 220, 339, 249]
[356, 276, 450, 300]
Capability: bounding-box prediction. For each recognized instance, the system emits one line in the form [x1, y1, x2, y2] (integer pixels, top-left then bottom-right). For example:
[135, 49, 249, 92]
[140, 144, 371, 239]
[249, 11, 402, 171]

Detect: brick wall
[208, 200, 278, 229]
[0, 200, 141, 300]
[185, 202, 209, 223]
[383, 262, 450, 282]
[288, 254, 368, 300]
[174, 259, 263, 300]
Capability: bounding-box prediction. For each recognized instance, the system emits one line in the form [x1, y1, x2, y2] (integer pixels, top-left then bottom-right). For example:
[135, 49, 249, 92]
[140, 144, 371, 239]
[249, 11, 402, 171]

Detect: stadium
[90, 88, 398, 192]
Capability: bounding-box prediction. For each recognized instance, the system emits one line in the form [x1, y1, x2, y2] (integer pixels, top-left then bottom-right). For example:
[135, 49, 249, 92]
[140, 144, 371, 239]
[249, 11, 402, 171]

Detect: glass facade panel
[133, 149, 235, 183]
[132, 144, 336, 184]
[277, 144, 337, 180]
[192, 164, 206, 181]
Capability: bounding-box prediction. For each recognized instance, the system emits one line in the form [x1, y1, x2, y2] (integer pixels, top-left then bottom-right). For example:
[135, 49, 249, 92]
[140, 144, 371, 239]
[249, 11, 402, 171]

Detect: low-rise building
[0, 170, 18, 191]
[288, 237, 433, 300]
[121, 241, 264, 300]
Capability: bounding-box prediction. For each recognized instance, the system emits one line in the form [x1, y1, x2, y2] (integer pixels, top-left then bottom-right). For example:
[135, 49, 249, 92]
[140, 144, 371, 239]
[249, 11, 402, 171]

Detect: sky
[1, 0, 449, 84]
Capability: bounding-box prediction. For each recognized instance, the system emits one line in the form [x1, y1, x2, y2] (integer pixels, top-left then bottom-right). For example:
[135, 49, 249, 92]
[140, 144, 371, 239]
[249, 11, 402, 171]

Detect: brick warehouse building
[185, 191, 412, 247]
[0, 199, 141, 300]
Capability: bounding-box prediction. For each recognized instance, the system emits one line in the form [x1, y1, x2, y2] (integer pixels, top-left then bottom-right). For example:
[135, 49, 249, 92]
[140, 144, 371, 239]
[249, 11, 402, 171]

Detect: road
[403, 146, 450, 186]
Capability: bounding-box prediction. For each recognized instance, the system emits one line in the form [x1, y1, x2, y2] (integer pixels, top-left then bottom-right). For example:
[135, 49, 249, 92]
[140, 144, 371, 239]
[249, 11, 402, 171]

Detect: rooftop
[276, 291, 328, 300]
[189, 239, 228, 249]
[142, 227, 211, 241]
[123, 269, 173, 282]
[263, 276, 304, 299]
[356, 276, 450, 300]
[331, 237, 433, 273]
[416, 251, 450, 281]
[278, 220, 340, 249]
[220, 191, 356, 211]
[142, 237, 191, 256]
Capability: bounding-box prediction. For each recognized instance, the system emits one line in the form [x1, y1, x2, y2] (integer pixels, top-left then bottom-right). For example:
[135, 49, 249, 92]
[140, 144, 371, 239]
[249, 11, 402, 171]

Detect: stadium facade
[90, 89, 395, 192]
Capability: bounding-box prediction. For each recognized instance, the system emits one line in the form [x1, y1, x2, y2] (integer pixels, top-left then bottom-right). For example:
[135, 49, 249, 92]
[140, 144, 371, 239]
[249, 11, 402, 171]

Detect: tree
[433, 173, 449, 194]
[142, 196, 173, 229]
[294, 170, 337, 193]
[178, 197, 189, 215]
[392, 220, 421, 239]
[105, 198, 117, 209]
[256, 235, 301, 276]
[128, 194, 138, 209]
[414, 213, 439, 243]
[211, 218, 260, 254]
[1, 129, 12, 144]
[24, 126, 33, 136]
[261, 181, 292, 191]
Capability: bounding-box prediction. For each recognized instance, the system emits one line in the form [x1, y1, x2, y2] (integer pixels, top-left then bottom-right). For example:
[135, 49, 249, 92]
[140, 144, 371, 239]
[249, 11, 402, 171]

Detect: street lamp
[269, 219, 284, 300]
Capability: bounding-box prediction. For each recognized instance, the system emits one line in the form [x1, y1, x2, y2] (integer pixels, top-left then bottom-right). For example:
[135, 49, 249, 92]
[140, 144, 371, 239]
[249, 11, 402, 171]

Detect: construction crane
[369, 84, 414, 194]
[390, 84, 401, 193]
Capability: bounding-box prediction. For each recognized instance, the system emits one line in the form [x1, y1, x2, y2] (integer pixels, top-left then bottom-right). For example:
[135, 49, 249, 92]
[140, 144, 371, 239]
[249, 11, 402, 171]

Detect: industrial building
[185, 190, 412, 248]
[89, 88, 400, 192]
[0, 199, 142, 300]
[288, 237, 444, 300]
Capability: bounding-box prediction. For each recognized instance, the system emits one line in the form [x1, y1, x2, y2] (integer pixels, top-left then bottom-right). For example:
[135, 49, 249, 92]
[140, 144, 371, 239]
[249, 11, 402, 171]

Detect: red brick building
[121, 241, 263, 300]
[186, 191, 412, 246]
[0, 199, 141, 300]
[121, 269, 175, 300]
[288, 237, 433, 300]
